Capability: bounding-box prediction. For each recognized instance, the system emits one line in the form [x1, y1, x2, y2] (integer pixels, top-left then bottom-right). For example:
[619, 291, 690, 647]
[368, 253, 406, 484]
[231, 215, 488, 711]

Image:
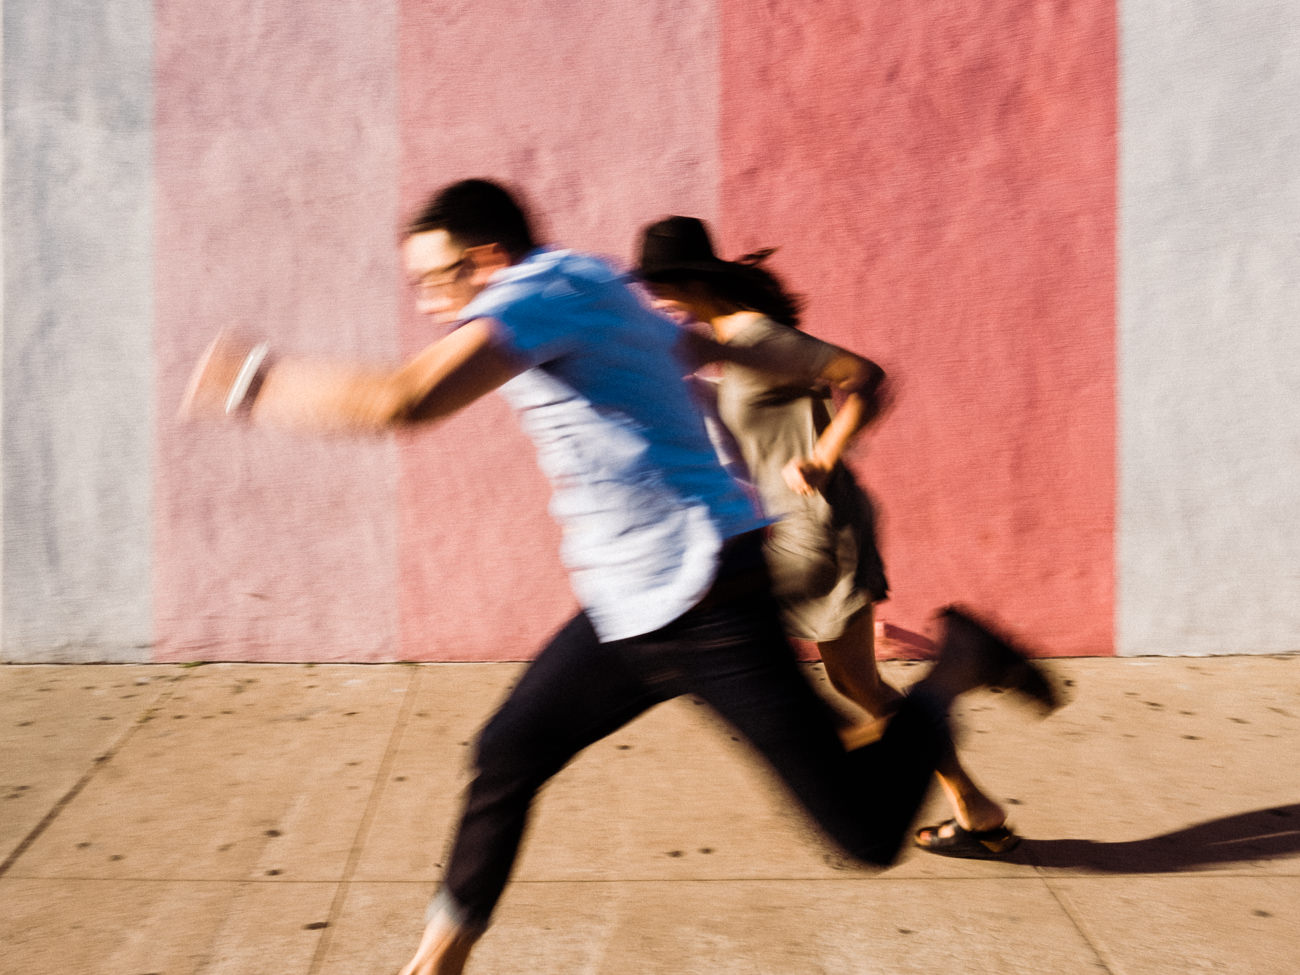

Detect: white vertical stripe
[1119, 0, 1300, 653]
[2, 1, 154, 660]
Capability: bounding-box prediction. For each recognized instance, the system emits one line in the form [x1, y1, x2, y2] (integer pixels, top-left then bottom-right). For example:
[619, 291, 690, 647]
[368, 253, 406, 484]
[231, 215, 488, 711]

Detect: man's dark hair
[405, 178, 538, 258]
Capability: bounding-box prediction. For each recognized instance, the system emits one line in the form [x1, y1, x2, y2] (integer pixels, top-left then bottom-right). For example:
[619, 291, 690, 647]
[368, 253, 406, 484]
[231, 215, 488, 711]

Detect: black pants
[440, 533, 949, 930]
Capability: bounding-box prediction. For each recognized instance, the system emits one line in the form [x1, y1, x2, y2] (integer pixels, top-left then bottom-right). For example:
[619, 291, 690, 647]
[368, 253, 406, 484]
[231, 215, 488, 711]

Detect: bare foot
[937, 776, 1006, 832]
[839, 716, 889, 750]
[397, 911, 478, 975]
[935, 754, 1006, 832]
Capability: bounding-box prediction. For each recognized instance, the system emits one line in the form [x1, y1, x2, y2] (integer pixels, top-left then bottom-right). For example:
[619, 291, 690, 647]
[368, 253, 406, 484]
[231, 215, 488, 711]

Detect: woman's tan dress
[715, 315, 888, 642]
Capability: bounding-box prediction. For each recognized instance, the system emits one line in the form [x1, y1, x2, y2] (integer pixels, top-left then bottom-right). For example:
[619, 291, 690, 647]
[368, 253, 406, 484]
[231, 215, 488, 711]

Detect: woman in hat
[634, 215, 1022, 858]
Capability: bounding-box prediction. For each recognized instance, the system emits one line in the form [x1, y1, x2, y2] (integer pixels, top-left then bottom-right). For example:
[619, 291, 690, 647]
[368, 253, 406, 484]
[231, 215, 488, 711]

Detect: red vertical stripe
[720, 0, 1117, 654]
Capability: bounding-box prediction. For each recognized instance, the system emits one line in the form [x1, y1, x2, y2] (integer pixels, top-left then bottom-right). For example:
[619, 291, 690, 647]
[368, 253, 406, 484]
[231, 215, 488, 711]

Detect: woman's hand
[783, 456, 833, 496]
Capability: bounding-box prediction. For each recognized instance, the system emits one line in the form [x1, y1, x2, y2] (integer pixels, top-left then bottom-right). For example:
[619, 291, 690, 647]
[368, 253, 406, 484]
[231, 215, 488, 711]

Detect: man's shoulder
[515, 247, 619, 277]
[461, 248, 648, 360]
[535, 248, 626, 288]
[487, 248, 626, 305]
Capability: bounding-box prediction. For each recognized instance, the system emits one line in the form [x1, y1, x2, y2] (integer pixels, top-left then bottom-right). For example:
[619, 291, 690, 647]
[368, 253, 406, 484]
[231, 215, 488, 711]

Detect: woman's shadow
[1012, 803, 1300, 872]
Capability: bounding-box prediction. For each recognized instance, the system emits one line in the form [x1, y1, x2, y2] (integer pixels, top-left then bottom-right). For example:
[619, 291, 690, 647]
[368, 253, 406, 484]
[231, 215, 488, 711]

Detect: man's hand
[180, 331, 263, 420]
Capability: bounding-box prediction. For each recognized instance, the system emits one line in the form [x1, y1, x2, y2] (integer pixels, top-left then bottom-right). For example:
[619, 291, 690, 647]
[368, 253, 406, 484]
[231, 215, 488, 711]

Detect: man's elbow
[358, 377, 426, 429]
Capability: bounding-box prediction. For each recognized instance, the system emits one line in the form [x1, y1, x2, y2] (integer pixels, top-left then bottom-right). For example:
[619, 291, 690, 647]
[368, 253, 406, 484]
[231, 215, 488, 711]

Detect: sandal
[914, 818, 1021, 859]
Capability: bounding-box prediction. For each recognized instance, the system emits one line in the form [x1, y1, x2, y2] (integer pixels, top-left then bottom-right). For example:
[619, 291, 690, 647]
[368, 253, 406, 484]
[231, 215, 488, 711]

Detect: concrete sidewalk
[1, 655, 1297, 975]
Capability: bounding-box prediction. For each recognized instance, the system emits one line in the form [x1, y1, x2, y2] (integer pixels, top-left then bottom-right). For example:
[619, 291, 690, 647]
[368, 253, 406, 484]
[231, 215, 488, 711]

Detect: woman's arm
[688, 328, 889, 495]
[783, 349, 889, 495]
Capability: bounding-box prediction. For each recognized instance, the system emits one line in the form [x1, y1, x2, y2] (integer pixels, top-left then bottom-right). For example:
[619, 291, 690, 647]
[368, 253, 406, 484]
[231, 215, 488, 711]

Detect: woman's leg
[627, 586, 950, 867]
[819, 605, 1008, 833]
[818, 604, 904, 717]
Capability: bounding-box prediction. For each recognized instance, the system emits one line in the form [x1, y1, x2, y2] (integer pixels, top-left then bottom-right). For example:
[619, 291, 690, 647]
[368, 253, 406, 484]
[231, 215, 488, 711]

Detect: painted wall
[394, 0, 723, 660]
[152, 1, 403, 662]
[2, 0, 1297, 661]
[3, 0, 154, 661]
[1117, 1, 1300, 654]
[720, 0, 1116, 654]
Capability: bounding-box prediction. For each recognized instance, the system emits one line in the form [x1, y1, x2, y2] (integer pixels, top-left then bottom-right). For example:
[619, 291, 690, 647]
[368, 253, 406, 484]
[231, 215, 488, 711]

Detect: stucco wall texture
[3, 1, 1298, 662]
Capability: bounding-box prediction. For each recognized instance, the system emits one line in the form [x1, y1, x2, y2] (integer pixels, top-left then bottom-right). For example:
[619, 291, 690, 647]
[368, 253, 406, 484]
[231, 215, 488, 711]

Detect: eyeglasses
[411, 256, 468, 295]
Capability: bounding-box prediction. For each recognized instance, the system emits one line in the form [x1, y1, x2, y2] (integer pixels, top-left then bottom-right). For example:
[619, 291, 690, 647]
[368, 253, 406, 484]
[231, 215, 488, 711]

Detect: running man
[184, 178, 1054, 975]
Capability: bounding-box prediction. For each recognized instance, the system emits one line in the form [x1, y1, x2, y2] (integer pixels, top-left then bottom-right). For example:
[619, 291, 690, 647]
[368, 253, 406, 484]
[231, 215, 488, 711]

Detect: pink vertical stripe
[720, 0, 1117, 654]
[154, 2, 402, 660]
[396, 1, 721, 659]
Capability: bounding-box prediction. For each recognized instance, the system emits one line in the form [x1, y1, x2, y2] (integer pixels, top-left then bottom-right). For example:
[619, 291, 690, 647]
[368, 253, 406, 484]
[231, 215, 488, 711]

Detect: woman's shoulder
[725, 315, 836, 381]
[724, 313, 802, 351]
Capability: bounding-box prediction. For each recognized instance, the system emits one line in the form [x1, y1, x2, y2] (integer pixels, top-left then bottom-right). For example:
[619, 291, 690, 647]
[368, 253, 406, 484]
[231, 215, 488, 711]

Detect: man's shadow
[1012, 803, 1300, 872]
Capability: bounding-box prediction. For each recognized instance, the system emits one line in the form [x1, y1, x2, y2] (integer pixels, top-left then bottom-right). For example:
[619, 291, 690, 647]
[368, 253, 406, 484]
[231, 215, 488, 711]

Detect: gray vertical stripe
[3, 2, 153, 660]
[1118, 1, 1300, 654]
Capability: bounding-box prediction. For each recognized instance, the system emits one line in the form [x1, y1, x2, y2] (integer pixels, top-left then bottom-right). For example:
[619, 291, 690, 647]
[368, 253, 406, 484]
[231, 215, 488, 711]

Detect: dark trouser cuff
[425, 888, 488, 935]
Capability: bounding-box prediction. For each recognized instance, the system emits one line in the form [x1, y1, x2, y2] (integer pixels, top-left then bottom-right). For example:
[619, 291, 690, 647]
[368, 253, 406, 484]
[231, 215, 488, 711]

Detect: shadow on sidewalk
[1018, 803, 1300, 872]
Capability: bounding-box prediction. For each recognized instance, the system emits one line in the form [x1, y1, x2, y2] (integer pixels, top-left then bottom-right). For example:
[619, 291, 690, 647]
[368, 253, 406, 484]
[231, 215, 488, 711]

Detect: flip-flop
[914, 819, 1021, 859]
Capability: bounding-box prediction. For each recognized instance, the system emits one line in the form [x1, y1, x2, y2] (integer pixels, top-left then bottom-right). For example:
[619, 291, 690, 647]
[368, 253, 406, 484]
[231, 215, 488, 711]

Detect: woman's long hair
[692, 249, 805, 328]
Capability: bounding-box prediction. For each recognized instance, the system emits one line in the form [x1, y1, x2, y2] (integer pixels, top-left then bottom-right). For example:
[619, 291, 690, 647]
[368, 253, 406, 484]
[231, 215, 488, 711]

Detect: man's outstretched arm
[182, 318, 524, 433]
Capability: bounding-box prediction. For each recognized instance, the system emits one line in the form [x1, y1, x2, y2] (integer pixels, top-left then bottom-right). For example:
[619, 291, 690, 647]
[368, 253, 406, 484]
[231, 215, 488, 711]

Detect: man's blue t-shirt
[458, 247, 765, 641]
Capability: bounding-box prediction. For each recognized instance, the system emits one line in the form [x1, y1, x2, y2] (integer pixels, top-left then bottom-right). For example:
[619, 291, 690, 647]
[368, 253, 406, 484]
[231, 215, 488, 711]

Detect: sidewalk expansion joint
[1035, 871, 1119, 975]
[304, 665, 423, 975]
[0, 674, 188, 879]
